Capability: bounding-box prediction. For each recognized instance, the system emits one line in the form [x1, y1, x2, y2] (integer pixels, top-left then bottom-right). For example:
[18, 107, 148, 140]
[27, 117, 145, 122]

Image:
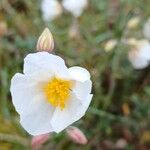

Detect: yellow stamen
[43, 77, 73, 109]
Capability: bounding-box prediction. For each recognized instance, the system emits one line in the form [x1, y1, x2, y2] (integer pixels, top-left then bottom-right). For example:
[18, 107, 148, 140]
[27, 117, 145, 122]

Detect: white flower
[128, 40, 150, 69]
[10, 52, 93, 135]
[62, 0, 88, 17]
[41, 0, 62, 21]
[143, 18, 150, 39]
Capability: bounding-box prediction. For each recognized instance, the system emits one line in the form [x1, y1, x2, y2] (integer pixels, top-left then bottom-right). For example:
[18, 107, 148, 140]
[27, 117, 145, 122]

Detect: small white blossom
[62, 0, 88, 17]
[128, 39, 150, 69]
[41, 0, 62, 21]
[143, 18, 150, 39]
[10, 52, 93, 135]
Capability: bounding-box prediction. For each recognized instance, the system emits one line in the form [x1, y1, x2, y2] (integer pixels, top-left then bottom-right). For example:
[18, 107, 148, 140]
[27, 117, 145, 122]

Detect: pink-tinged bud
[31, 133, 50, 150]
[0, 21, 7, 37]
[66, 126, 88, 145]
[36, 28, 54, 53]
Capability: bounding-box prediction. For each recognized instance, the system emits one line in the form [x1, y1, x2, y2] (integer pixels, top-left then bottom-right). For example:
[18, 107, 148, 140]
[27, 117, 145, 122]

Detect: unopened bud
[0, 21, 7, 37]
[114, 139, 127, 149]
[36, 28, 54, 53]
[104, 39, 117, 52]
[127, 17, 140, 29]
[31, 133, 50, 150]
[122, 103, 130, 116]
[126, 38, 138, 46]
[66, 126, 88, 145]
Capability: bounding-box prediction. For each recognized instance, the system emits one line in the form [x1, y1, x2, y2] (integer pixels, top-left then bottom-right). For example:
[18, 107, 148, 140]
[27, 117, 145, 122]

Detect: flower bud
[36, 28, 54, 53]
[0, 21, 7, 37]
[104, 39, 117, 52]
[31, 133, 50, 150]
[126, 38, 138, 46]
[127, 17, 140, 29]
[114, 139, 127, 149]
[122, 103, 130, 116]
[66, 126, 88, 145]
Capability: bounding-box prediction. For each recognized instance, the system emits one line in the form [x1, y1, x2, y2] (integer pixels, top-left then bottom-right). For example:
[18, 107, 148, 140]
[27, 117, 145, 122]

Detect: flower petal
[20, 95, 55, 135]
[51, 94, 93, 133]
[130, 57, 149, 69]
[24, 52, 70, 79]
[68, 66, 90, 82]
[72, 80, 92, 104]
[140, 44, 150, 60]
[10, 73, 55, 135]
[10, 73, 52, 114]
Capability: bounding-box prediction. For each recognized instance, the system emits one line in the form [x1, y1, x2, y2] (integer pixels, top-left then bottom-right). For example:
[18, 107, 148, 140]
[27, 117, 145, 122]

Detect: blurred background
[0, 0, 150, 149]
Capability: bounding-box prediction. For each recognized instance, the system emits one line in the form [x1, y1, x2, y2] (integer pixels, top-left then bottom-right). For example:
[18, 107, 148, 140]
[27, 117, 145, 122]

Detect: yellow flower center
[43, 77, 73, 109]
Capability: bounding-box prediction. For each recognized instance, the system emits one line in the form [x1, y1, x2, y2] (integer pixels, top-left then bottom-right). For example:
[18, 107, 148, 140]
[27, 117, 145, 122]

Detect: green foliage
[0, 0, 150, 149]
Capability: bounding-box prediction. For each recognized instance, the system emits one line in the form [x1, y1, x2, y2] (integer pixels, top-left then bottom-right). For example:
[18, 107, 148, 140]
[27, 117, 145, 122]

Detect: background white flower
[128, 40, 150, 69]
[62, 0, 88, 18]
[10, 52, 93, 135]
[41, 0, 62, 21]
[143, 18, 150, 39]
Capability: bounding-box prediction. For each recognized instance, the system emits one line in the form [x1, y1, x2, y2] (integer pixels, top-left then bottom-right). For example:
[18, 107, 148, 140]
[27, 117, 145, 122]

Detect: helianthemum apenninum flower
[41, 0, 62, 22]
[128, 39, 150, 69]
[10, 29, 93, 136]
[62, 0, 88, 18]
